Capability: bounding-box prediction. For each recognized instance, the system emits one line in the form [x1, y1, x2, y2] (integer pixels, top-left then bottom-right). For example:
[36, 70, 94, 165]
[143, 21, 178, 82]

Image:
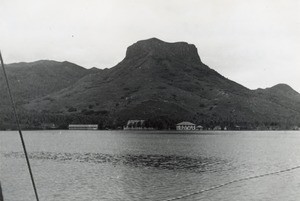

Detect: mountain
[254, 84, 300, 122]
[0, 60, 94, 127]
[0, 60, 92, 102]
[256, 84, 300, 101]
[22, 38, 300, 129]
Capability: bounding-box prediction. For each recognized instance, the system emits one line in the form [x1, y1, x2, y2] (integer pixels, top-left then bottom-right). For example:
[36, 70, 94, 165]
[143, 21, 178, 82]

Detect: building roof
[176, 121, 195, 126]
[127, 120, 145, 123]
[126, 120, 145, 126]
[69, 124, 98, 127]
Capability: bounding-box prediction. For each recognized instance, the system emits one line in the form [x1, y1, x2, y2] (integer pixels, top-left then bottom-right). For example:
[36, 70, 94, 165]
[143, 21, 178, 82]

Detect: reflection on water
[4, 152, 226, 172]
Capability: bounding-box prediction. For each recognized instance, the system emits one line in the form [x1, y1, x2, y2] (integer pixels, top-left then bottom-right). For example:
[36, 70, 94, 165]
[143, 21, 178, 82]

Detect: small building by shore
[124, 120, 146, 130]
[68, 124, 98, 130]
[41, 123, 57, 130]
[213, 125, 222, 130]
[176, 122, 196, 130]
[196, 125, 203, 130]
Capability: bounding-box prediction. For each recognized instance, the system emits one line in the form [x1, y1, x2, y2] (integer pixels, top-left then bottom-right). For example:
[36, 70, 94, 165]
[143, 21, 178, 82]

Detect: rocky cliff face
[125, 38, 202, 64]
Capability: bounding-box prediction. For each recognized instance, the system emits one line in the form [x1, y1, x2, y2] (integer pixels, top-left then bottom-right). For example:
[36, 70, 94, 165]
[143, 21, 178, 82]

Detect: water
[1, 130, 300, 201]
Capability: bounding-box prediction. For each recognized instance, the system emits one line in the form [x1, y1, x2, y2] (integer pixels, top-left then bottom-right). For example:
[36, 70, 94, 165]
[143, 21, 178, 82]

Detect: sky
[0, 0, 299, 92]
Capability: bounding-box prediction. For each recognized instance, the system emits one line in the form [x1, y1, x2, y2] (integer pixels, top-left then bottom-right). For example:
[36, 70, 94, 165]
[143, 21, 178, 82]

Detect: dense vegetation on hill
[1, 38, 300, 130]
[0, 60, 97, 129]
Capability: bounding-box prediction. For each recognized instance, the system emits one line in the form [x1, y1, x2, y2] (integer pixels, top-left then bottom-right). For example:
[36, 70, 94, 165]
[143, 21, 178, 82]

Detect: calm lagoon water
[1, 130, 300, 201]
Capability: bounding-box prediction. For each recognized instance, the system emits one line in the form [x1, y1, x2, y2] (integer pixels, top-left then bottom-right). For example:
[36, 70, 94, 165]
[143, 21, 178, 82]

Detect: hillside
[22, 38, 300, 129]
[0, 60, 93, 102]
[0, 60, 96, 128]
[253, 84, 300, 125]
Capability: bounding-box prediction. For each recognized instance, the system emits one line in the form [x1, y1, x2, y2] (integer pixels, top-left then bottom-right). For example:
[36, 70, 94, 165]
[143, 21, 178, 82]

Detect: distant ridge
[1, 38, 300, 130]
[0, 60, 93, 125]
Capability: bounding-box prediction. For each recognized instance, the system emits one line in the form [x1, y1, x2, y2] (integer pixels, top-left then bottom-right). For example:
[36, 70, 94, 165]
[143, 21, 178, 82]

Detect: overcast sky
[0, 0, 299, 92]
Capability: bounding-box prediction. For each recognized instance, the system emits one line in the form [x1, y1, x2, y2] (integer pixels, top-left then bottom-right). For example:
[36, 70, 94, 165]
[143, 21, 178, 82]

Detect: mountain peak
[141, 37, 163, 43]
[125, 38, 202, 64]
[270, 83, 292, 90]
[265, 83, 300, 97]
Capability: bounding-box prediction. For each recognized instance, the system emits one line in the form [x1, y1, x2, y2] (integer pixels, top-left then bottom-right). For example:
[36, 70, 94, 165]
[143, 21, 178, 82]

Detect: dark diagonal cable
[0, 51, 40, 201]
[0, 182, 4, 201]
[163, 165, 300, 201]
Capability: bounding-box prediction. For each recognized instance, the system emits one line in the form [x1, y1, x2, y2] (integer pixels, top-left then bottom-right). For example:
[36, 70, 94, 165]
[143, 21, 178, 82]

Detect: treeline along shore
[1, 112, 299, 131]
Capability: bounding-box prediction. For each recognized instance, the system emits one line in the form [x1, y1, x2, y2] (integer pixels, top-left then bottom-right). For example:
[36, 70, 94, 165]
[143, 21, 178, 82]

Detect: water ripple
[4, 152, 226, 172]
